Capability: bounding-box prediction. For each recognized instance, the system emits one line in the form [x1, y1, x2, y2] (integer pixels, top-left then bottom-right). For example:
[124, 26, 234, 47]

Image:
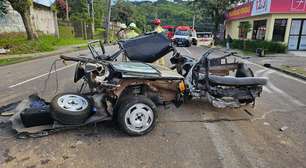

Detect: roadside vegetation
[218, 39, 287, 54]
[281, 65, 306, 77]
[0, 56, 32, 66]
[0, 31, 87, 55]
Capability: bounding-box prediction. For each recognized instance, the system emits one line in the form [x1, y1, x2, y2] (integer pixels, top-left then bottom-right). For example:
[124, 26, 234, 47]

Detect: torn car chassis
[9, 33, 267, 138]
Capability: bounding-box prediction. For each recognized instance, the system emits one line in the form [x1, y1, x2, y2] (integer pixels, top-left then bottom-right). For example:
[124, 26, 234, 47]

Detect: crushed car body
[6, 32, 267, 138]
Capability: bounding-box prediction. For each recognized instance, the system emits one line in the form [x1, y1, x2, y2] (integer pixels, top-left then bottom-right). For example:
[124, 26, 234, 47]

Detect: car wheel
[51, 93, 92, 125]
[117, 95, 157, 136]
[187, 42, 191, 47]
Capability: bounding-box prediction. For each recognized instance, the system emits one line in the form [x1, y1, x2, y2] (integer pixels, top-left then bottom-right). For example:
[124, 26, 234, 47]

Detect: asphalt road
[0, 45, 306, 168]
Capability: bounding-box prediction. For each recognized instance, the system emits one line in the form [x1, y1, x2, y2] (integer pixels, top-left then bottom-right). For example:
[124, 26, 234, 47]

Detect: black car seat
[235, 63, 254, 77]
[209, 75, 267, 86]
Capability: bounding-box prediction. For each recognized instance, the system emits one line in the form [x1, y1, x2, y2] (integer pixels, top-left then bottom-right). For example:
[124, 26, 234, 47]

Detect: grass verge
[281, 65, 306, 77]
[0, 32, 87, 55]
[0, 57, 33, 66]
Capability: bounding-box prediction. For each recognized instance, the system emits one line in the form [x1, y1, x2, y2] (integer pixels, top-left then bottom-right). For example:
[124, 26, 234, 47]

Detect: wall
[226, 14, 272, 40]
[0, 5, 25, 33]
[226, 13, 306, 44]
[31, 6, 56, 35]
[0, 4, 57, 35]
[270, 13, 306, 44]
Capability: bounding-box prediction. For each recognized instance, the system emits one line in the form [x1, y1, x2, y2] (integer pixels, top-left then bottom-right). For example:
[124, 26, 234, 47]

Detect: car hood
[111, 62, 183, 80]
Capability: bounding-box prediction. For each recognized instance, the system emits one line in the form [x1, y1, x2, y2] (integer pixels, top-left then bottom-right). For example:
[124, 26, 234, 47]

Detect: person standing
[226, 34, 233, 50]
[126, 23, 139, 39]
[152, 19, 166, 66]
[122, 23, 139, 61]
[117, 23, 127, 40]
[153, 19, 164, 33]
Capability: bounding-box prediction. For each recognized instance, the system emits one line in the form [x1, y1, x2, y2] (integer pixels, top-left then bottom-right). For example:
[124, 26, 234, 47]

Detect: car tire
[116, 95, 157, 136]
[51, 93, 92, 125]
[187, 42, 191, 47]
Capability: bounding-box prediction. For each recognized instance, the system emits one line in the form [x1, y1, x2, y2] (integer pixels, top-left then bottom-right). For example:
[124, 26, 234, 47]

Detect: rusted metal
[112, 79, 180, 102]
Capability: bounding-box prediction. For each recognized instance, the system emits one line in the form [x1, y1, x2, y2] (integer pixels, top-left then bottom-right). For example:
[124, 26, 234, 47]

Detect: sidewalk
[0, 44, 88, 66]
[248, 52, 306, 79]
[0, 44, 87, 59]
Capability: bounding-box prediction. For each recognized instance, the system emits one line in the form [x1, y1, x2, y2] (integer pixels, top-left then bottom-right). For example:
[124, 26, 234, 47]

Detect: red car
[162, 25, 176, 39]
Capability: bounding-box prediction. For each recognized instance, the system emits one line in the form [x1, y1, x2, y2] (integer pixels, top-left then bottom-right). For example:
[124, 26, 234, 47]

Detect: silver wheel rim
[57, 94, 88, 112]
[124, 103, 154, 133]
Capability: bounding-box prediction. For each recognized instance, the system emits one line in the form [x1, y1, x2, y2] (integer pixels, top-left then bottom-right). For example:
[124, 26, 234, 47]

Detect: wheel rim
[124, 103, 154, 133]
[57, 94, 88, 112]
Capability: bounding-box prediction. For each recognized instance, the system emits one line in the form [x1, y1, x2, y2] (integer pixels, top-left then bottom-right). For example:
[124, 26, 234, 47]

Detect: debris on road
[280, 126, 288, 132]
[0, 48, 10, 54]
[263, 122, 270, 126]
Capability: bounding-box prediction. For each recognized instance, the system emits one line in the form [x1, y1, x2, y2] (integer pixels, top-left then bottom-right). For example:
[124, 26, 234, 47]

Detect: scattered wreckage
[7, 33, 267, 138]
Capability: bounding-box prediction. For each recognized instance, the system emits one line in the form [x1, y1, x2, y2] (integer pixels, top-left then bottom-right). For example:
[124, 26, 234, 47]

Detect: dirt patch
[3, 149, 16, 163]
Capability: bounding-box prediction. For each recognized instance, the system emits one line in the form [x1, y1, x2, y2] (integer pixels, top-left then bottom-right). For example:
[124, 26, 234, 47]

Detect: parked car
[196, 32, 214, 46]
[162, 25, 176, 39]
[172, 27, 192, 47]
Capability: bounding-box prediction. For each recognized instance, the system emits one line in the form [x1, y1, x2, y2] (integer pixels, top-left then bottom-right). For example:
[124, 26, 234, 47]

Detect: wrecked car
[8, 33, 267, 138]
[170, 48, 267, 108]
[10, 33, 185, 138]
[53, 55, 185, 136]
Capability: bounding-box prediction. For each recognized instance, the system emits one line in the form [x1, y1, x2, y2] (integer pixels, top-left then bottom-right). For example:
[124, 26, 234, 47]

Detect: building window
[272, 19, 287, 42]
[239, 21, 251, 39]
[252, 20, 267, 40]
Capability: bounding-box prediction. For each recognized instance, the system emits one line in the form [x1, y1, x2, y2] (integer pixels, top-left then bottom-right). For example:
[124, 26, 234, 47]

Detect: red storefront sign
[226, 2, 253, 20]
[227, 0, 306, 20]
[270, 0, 306, 12]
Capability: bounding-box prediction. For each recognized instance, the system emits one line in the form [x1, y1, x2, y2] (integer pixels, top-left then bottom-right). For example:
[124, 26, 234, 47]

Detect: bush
[0, 33, 87, 55]
[230, 39, 287, 54]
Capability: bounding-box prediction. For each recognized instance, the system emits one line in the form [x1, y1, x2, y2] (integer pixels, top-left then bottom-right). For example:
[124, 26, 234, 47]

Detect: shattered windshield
[111, 62, 159, 74]
[175, 30, 190, 36]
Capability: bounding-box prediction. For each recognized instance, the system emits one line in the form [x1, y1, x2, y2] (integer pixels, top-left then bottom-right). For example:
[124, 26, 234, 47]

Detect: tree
[238, 21, 251, 39]
[192, 0, 246, 35]
[93, 0, 107, 28]
[56, 0, 69, 20]
[112, 0, 134, 25]
[7, 0, 38, 40]
[0, 0, 7, 16]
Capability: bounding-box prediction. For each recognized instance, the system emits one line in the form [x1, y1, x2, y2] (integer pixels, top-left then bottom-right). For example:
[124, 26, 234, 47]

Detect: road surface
[0, 45, 306, 168]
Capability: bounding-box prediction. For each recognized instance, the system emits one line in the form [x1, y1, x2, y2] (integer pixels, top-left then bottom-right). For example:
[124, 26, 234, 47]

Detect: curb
[0, 46, 88, 66]
[264, 64, 306, 81]
[0, 44, 87, 59]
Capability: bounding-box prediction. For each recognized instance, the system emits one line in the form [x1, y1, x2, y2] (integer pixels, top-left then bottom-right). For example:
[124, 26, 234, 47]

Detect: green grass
[281, 65, 306, 76]
[0, 31, 87, 55]
[0, 57, 33, 66]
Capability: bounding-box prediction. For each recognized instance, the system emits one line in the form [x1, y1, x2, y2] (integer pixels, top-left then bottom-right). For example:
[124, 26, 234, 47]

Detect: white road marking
[254, 69, 267, 76]
[258, 68, 305, 106]
[183, 47, 192, 55]
[263, 87, 272, 94]
[267, 82, 305, 107]
[258, 69, 305, 106]
[261, 69, 274, 77]
[247, 61, 306, 85]
[8, 63, 76, 88]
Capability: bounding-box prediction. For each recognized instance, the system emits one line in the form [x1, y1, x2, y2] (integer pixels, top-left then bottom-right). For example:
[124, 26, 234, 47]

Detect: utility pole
[65, 0, 69, 21]
[87, 0, 94, 39]
[104, 0, 112, 44]
[192, 15, 195, 30]
[192, 0, 195, 30]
